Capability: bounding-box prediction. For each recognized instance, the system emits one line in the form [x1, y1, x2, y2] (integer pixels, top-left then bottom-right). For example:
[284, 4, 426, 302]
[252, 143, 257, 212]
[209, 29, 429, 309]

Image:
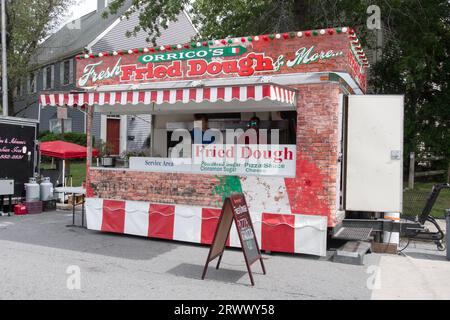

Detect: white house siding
[14, 60, 85, 134]
[127, 115, 152, 151]
[90, 10, 197, 153]
[91, 12, 197, 52]
[92, 113, 102, 144]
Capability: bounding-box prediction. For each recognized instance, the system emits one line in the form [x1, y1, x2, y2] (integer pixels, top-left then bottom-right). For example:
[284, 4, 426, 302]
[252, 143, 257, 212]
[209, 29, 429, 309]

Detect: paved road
[0, 211, 376, 300]
[0, 211, 449, 299]
[373, 242, 450, 300]
[371, 219, 450, 299]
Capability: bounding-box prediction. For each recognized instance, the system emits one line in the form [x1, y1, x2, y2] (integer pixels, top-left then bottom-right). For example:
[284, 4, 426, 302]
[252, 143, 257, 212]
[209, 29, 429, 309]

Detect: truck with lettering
[0, 116, 38, 197]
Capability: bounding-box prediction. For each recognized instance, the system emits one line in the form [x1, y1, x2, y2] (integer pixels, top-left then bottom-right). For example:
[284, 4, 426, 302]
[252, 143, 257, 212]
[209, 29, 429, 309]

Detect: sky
[61, 0, 97, 26]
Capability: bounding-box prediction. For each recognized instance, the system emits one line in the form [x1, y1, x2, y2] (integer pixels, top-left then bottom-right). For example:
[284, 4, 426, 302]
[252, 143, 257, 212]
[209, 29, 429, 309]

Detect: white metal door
[345, 95, 404, 213]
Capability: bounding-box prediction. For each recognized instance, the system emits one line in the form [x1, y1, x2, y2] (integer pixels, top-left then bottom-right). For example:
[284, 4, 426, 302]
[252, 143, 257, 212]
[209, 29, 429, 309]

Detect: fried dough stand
[39, 27, 404, 257]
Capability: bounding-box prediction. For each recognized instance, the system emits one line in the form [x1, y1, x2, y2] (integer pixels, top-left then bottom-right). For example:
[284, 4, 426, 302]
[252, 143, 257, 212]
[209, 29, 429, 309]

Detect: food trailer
[39, 27, 404, 257]
[0, 116, 38, 196]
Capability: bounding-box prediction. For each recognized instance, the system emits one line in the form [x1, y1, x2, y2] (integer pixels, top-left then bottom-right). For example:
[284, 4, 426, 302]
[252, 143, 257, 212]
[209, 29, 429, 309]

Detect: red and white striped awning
[39, 84, 297, 111]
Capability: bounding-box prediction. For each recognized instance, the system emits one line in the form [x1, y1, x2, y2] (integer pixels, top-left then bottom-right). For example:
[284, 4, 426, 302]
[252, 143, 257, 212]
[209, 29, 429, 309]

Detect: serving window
[41, 83, 298, 177]
[91, 97, 298, 177]
[119, 109, 298, 178]
[162, 111, 297, 158]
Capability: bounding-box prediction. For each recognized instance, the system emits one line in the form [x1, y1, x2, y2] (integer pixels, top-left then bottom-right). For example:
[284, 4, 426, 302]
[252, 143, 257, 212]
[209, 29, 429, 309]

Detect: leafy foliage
[39, 131, 91, 147]
[108, 0, 450, 167]
[1, 0, 74, 115]
[94, 140, 115, 157]
[104, 0, 190, 44]
[368, 0, 450, 167]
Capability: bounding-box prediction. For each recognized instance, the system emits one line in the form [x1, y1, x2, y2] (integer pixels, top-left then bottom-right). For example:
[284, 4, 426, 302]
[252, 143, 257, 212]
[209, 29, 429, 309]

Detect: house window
[43, 65, 55, 89]
[28, 73, 37, 93]
[49, 118, 72, 133]
[60, 59, 73, 86]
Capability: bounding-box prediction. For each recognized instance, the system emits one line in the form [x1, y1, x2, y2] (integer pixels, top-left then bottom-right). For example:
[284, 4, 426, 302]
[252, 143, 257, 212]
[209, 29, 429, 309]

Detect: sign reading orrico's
[138, 46, 248, 64]
[76, 30, 366, 89]
[129, 144, 297, 177]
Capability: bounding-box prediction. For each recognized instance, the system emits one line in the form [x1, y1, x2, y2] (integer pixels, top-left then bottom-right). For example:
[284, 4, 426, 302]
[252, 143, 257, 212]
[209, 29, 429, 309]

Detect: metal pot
[100, 157, 116, 167]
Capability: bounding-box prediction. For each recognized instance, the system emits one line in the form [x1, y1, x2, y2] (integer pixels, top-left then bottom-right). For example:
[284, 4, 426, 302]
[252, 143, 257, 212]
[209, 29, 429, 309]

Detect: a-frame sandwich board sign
[201, 193, 266, 286]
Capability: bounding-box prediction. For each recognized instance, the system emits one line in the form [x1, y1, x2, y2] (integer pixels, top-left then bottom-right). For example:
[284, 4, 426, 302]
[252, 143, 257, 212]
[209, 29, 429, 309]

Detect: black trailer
[0, 116, 39, 199]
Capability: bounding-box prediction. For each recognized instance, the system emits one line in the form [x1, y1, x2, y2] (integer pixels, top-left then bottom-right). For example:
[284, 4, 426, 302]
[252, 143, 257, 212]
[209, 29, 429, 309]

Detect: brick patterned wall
[286, 82, 341, 226]
[88, 81, 342, 226]
[77, 33, 358, 88]
[89, 170, 225, 207]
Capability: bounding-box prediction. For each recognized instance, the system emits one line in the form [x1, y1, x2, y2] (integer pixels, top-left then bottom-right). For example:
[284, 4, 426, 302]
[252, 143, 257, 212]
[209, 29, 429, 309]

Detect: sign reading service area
[129, 144, 296, 178]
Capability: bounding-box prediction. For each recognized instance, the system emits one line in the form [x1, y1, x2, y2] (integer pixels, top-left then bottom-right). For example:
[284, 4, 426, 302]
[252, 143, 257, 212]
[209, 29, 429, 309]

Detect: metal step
[333, 241, 372, 265]
[332, 226, 373, 241]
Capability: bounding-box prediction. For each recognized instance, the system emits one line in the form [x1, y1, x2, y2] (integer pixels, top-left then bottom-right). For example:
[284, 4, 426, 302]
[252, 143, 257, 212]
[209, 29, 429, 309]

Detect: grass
[403, 182, 450, 219]
[41, 161, 86, 187]
[69, 162, 87, 186]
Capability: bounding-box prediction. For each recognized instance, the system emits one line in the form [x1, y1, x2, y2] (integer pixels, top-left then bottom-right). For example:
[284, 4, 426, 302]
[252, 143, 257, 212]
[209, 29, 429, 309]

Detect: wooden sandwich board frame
[201, 193, 266, 286]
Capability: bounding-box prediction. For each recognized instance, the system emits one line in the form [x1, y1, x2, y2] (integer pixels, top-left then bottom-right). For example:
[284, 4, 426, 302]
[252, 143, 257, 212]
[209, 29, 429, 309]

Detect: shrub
[38, 131, 95, 147]
[62, 132, 88, 146]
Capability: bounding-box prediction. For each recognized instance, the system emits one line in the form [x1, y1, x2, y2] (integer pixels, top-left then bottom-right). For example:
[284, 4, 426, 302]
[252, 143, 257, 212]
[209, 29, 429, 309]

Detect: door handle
[391, 150, 401, 160]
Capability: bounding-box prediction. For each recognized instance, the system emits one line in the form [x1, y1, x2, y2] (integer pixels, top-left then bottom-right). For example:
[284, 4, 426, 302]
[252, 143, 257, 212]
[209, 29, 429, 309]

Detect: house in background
[14, 0, 197, 155]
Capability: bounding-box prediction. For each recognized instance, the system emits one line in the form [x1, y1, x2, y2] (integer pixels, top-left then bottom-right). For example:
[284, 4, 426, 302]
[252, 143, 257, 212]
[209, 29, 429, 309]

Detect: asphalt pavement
[0, 211, 448, 300]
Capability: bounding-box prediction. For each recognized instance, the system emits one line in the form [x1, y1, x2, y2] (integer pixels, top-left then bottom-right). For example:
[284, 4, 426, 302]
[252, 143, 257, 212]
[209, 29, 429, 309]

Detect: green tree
[105, 0, 316, 43]
[0, 0, 73, 115]
[106, 0, 450, 167]
[104, 0, 368, 42]
[369, 1, 450, 167]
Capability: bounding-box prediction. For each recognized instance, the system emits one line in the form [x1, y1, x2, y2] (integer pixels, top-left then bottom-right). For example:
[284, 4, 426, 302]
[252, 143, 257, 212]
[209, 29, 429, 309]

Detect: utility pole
[1, 0, 8, 117]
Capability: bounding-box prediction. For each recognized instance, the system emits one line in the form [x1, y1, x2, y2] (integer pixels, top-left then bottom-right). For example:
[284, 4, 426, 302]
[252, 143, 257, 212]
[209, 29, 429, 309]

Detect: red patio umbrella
[39, 141, 99, 187]
[39, 140, 98, 159]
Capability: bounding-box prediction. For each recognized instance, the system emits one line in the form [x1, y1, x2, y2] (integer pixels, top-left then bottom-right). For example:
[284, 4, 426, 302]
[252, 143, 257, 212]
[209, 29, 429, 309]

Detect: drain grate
[333, 226, 373, 241]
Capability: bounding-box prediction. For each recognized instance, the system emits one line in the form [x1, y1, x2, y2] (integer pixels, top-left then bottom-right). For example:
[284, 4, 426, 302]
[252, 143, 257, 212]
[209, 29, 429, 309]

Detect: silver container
[25, 178, 40, 202]
[100, 157, 115, 167]
[40, 177, 54, 201]
[0, 179, 14, 196]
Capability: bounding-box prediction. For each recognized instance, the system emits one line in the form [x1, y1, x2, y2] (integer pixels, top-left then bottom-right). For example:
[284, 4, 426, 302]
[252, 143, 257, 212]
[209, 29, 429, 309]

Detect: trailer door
[345, 95, 404, 213]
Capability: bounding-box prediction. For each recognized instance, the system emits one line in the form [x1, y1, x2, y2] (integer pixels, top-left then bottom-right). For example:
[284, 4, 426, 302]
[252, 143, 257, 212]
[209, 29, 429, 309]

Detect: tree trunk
[292, 0, 309, 29]
[5, 2, 12, 116]
[7, 86, 13, 116]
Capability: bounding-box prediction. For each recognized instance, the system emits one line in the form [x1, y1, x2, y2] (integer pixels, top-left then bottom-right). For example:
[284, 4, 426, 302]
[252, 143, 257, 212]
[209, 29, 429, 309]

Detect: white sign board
[130, 144, 296, 178]
[57, 107, 68, 120]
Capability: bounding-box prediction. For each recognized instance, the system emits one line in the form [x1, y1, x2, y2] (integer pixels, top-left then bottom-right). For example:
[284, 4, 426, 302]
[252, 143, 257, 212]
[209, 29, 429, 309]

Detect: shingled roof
[32, 0, 133, 66]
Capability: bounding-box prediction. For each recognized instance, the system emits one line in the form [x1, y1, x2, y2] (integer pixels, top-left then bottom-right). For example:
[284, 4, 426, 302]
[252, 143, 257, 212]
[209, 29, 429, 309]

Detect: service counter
[86, 163, 328, 256]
